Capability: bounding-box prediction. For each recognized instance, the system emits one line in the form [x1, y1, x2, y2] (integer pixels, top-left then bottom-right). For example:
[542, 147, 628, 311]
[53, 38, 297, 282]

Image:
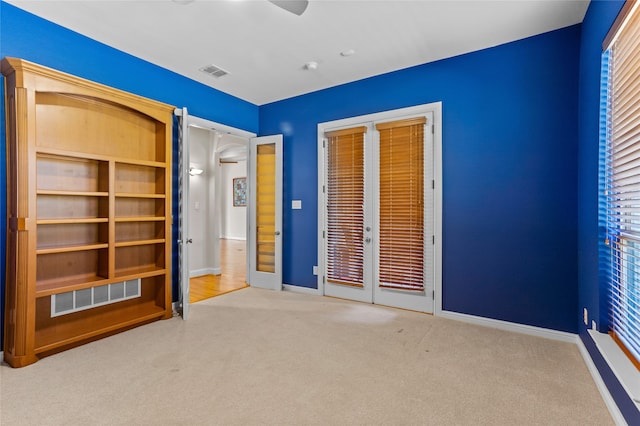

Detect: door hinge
[323, 138, 326, 148]
[431, 124, 434, 134]
[432, 290, 434, 300]
[432, 235, 435, 245]
[323, 276, 326, 284]
[323, 185, 325, 193]
[432, 180, 435, 189]
[323, 230, 325, 238]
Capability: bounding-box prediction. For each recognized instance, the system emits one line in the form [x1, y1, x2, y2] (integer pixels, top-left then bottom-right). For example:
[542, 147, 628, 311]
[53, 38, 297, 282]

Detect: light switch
[292, 200, 302, 210]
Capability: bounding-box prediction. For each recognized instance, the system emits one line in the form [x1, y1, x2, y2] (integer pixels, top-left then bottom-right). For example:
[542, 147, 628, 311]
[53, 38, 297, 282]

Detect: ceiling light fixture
[189, 167, 204, 176]
[340, 49, 356, 57]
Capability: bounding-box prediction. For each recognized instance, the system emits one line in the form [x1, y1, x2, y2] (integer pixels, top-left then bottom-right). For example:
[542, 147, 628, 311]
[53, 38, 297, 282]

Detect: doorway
[176, 109, 255, 318]
[190, 239, 247, 302]
[188, 127, 249, 303]
[176, 109, 284, 319]
[317, 103, 442, 313]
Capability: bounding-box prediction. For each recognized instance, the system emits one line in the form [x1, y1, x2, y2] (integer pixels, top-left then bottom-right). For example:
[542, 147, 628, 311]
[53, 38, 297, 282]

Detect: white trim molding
[283, 284, 321, 296]
[578, 335, 628, 426]
[174, 108, 256, 139]
[588, 330, 640, 409]
[436, 309, 578, 343]
[189, 267, 221, 278]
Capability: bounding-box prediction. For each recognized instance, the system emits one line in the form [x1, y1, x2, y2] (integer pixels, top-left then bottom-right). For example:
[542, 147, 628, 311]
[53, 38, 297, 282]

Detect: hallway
[189, 239, 247, 303]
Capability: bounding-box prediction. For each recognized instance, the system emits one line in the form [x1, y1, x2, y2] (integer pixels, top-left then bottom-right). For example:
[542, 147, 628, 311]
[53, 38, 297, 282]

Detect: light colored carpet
[1, 288, 613, 425]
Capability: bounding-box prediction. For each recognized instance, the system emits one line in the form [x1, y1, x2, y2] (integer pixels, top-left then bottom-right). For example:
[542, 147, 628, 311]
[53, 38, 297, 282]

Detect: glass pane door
[249, 135, 282, 290]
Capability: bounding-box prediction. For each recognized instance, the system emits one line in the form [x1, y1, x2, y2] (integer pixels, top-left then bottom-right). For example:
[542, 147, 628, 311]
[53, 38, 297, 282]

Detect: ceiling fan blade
[268, 0, 309, 16]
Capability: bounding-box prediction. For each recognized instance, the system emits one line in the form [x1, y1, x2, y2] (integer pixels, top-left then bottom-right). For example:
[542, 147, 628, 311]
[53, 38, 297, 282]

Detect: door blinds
[376, 117, 426, 291]
[604, 3, 640, 365]
[325, 126, 366, 287]
[256, 143, 276, 273]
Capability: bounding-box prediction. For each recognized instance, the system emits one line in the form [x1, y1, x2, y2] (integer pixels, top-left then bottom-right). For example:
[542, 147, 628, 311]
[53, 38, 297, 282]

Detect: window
[603, 1, 640, 368]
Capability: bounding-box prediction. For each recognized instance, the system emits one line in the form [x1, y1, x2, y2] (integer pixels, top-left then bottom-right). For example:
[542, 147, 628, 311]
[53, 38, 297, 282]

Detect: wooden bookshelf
[2, 57, 174, 367]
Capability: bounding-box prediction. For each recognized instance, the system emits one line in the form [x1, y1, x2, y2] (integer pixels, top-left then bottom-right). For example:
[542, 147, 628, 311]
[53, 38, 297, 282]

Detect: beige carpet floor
[1, 288, 613, 425]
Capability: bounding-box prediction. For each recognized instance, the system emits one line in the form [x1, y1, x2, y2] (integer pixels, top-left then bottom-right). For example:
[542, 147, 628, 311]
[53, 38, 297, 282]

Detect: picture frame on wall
[233, 177, 247, 207]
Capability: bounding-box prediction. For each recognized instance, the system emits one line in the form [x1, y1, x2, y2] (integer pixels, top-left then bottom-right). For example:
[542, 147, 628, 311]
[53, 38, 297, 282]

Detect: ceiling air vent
[200, 64, 229, 78]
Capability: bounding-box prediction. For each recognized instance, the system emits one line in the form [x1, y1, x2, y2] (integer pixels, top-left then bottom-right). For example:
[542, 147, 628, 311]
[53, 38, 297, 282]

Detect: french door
[322, 113, 434, 313]
[248, 135, 283, 290]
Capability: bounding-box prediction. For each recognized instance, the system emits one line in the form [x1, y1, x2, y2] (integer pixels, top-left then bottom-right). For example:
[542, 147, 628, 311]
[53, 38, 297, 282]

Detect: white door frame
[174, 108, 256, 318]
[248, 135, 284, 290]
[178, 107, 191, 319]
[316, 102, 443, 313]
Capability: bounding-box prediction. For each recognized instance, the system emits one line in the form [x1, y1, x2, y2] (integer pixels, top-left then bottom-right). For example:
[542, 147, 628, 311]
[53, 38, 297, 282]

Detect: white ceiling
[7, 0, 589, 105]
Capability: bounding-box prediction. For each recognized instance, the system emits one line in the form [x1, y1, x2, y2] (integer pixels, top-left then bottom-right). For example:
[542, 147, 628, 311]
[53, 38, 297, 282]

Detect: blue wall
[0, 3, 258, 130]
[1, 0, 638, 419]
[578, 1, 640, 424]
[0, 2, 259, 344]
[261, 25, 581, 333]
[577, 0, 622, 335]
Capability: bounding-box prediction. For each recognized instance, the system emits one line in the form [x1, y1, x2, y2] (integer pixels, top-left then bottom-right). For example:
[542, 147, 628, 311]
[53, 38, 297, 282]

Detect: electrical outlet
[583, 308, 588, 326]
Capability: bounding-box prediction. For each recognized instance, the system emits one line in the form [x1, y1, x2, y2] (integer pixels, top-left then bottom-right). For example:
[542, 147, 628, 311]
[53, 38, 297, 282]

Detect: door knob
[275, 231, 281, 236]
[364, 237, 371, 243]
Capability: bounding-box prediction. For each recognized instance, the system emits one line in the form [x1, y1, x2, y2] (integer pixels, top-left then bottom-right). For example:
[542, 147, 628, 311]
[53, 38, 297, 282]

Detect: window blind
[605, 2, 640, 366]
[256, 143, 276, 273]
[325, 126, 366, 287]
[376, 117, 426, 291]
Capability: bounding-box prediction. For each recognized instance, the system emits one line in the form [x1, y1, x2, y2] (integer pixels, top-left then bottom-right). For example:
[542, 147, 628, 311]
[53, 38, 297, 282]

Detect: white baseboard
[285, 285, 575, 343]
[220, 236, 246, 241]
[588, 330, 640, 413]
[283, 283, 321, 295]
[577, 336, 627, 426]
[437, 310, 578, 343]
[189, 267, 221, 278]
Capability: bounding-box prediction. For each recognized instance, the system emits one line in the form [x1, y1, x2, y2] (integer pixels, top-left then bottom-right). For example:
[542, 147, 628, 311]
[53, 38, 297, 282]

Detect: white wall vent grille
[199, 64, 229, 78]
[51, 279, 141, 317]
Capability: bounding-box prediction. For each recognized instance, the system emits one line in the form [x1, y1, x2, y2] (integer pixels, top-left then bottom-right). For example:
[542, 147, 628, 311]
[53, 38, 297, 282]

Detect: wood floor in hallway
[190, 239, 248, 303]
